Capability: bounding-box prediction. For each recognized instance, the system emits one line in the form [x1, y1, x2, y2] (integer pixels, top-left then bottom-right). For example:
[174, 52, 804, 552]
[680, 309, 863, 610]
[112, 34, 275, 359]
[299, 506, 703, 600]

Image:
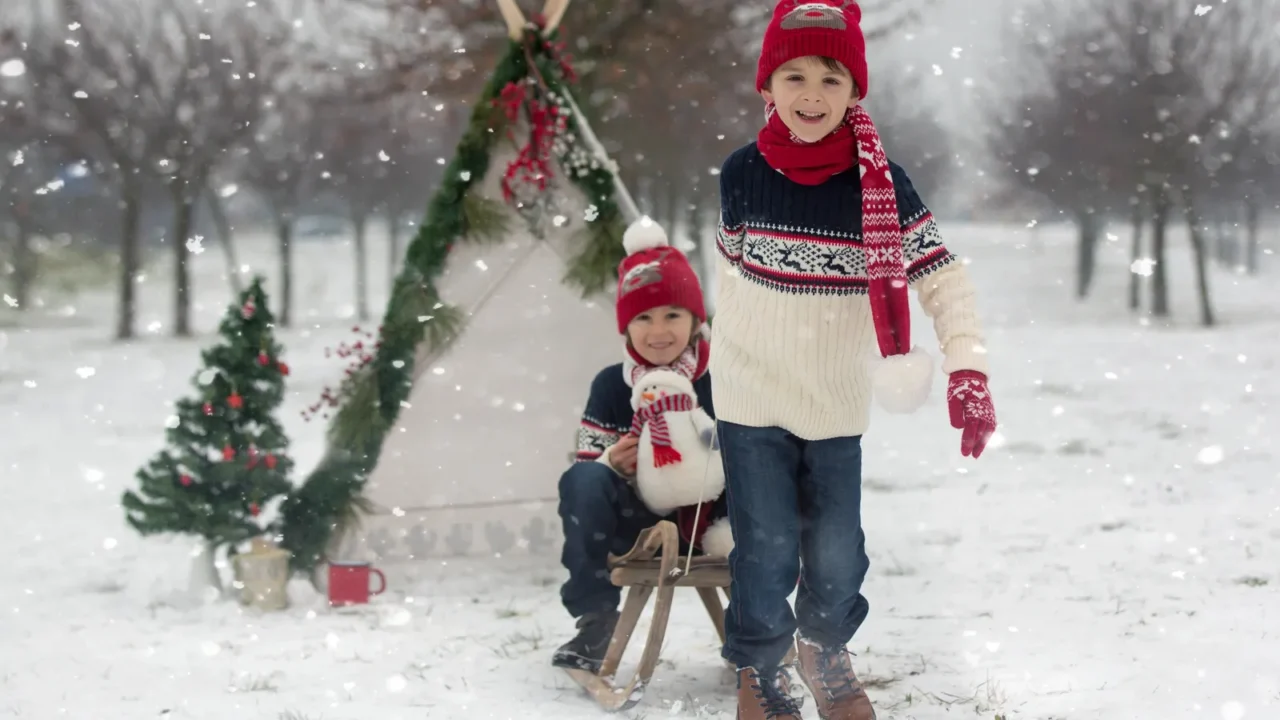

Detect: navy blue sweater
[575, 364, 715, 463]
[717, 141, 954, 295]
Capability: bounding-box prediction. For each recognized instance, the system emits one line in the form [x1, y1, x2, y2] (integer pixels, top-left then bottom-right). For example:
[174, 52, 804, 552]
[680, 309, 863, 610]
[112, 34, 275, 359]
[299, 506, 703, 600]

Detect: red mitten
[946, 370, 997, 458]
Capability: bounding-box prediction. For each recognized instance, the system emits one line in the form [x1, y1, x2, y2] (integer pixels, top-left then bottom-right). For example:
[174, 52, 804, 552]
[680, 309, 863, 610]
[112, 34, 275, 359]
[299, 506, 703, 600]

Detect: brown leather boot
[736, 666, 802, 720]
[794, 636, 877, 720]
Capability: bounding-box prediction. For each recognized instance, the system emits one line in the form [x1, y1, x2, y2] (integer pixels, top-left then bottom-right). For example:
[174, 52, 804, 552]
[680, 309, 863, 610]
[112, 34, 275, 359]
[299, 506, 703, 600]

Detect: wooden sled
[564, 520, 798, 712]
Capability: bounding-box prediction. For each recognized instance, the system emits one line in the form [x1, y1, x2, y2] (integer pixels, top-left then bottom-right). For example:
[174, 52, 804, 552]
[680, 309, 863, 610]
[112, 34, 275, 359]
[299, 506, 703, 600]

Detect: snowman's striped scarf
[631, 394, 696, 467]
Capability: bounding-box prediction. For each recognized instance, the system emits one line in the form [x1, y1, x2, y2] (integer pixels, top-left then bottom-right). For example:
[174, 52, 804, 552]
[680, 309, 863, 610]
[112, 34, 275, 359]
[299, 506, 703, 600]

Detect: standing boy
[711, 2, 999, 718]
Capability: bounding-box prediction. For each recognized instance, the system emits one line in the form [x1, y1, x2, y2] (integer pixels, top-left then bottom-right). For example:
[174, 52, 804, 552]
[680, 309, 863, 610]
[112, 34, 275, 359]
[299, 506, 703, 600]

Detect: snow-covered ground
[1, 220, 1276, 719]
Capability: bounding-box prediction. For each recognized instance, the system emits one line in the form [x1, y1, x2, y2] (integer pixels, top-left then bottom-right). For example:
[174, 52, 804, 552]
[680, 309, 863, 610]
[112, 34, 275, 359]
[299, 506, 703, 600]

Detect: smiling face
[626, 305, 695, 367]
[761, 55, 859, 143]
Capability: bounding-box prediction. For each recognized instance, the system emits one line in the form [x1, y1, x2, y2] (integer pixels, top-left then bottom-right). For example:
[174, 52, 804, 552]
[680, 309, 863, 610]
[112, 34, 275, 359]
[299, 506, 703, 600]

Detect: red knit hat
[756, 1, 869, 99]
[615, 217, 707, 334]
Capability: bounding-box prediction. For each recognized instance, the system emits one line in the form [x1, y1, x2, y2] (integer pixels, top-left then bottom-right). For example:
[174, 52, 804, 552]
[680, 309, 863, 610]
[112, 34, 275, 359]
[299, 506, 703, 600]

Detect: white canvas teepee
[328, 0, 652, 564]
[350, 239, 620, 561]
[339, 140, 631, 563]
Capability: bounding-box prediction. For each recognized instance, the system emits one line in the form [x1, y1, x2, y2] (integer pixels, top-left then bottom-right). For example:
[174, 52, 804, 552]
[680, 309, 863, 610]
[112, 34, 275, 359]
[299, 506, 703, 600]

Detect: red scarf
[755, 103, 910, 358]
[631, 393, 695, 467]
[756, 102, 857, 185]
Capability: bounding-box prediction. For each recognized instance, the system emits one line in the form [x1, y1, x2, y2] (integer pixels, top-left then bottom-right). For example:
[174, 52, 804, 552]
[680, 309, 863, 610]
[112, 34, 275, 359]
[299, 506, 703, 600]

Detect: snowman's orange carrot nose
[642, 391, 655, 402]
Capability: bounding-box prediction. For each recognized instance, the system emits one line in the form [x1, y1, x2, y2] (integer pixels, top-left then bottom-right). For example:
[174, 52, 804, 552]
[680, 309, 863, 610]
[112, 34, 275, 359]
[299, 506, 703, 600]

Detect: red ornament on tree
[227, 392, 243, 409]
[180, 474, 192, 487]
[264, 454, 278, 470]
[277, 361, 290, 376]
[203, 402, 214, 416]
[241, 299, 256, 319]
[222, 444, 235, 461]
[257, 351, 269, 367]
[249, 503, 260, 517]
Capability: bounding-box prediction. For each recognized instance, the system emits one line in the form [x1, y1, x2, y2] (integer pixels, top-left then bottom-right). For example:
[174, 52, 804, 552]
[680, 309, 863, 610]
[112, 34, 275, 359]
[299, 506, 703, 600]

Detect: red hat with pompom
[615, 217, 706, 334]
[756, 1, 869, 98]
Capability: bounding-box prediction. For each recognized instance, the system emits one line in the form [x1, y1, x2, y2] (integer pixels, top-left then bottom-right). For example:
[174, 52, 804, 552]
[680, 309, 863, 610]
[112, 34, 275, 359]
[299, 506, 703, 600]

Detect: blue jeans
[557, 461, 666, 617]
[718, 421, 871, 670]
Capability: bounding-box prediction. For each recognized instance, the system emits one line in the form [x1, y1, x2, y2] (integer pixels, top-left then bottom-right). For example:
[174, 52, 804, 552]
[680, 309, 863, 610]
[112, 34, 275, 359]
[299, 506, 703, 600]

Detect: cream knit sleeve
[912, 258, 989, 376]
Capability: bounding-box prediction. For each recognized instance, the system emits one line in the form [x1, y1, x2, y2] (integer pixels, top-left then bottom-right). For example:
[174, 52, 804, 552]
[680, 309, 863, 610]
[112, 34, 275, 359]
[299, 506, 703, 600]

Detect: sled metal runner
[563, 519, 732, 712]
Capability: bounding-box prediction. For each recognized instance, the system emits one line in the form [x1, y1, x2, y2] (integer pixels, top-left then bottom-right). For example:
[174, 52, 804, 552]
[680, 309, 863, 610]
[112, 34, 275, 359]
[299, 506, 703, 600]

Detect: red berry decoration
[249, 503, 260, 517]
[257, 351, 269, 366]
[226, 392, 243, 409]
[277, 361, 290, 376]
[203, 402, 214, 416]
[264, 454, 278, 469]
[180, 474, 192, 487]
[222, 444, 235, 461]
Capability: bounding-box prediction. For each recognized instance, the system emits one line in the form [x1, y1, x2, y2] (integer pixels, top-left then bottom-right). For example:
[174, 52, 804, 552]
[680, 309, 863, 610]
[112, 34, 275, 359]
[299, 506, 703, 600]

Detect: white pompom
[622, 215, 669, 255]
[700, 517, 735, 559]
[872, 345, 934, 414]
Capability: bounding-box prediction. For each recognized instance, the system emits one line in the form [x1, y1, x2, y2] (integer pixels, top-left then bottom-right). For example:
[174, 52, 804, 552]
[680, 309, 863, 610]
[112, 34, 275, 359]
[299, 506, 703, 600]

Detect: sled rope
[681, 428, 719, 576]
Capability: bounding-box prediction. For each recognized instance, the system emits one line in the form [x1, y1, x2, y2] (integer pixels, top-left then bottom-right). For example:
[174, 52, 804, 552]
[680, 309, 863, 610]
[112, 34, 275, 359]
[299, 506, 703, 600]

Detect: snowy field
[1, 220, 1277, 719]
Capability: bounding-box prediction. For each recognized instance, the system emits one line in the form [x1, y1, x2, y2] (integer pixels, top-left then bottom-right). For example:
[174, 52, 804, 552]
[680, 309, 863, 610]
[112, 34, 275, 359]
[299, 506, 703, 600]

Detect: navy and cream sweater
[711, 141, 988, 440]
[575, 363, 715, 466]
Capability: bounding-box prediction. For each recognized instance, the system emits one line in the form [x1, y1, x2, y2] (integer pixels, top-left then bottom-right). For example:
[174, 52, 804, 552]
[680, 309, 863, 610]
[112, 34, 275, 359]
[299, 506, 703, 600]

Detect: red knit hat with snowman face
[615, 217, 706, 334]
[756, 1, 869, 99]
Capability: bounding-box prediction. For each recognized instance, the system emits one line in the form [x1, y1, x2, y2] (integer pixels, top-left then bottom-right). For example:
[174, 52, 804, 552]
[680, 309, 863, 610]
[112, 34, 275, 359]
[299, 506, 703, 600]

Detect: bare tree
[17, 0, 185, 339]
[320, 102, 400, 322]
[153, 5, 276, 336]
[239, 93, 327, 327]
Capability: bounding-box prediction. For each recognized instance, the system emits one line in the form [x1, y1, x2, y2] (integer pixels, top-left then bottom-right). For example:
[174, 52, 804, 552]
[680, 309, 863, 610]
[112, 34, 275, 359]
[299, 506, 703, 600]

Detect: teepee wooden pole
[559, 89, 642, 224]
[496, 0, 526, 39]
[541, 0, 570, 34]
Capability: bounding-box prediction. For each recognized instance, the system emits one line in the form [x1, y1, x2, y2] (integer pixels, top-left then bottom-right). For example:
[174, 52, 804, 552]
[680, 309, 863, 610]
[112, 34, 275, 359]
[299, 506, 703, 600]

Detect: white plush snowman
[629, 369, 734, 558]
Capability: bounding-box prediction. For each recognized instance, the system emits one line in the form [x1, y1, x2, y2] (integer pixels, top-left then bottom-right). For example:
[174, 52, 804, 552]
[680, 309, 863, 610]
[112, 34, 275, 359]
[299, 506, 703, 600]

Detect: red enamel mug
[327, 561, 387, 606]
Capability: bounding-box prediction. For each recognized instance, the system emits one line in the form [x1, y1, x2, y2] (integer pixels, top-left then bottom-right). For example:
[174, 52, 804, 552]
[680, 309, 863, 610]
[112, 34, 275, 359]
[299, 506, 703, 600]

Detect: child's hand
[946, 371, 997, 458]
[609, 434, 640, 476]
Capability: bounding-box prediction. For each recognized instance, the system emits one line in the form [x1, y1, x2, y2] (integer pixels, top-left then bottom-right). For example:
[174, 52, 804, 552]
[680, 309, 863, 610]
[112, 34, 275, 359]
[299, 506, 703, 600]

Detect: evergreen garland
[278, 24, 627, 576]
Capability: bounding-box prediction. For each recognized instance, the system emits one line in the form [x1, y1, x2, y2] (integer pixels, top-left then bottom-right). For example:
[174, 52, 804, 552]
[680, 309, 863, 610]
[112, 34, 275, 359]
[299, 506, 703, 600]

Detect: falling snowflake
[1196, 445, 1224, 465]
[0, 58, 26, 77]
[75, 367, 96, 379]
[1194, 4, 1213, 16]
[1130, 257, 1156, 277]
[3, 294, 17, 308]
[186, 235, 205, 255]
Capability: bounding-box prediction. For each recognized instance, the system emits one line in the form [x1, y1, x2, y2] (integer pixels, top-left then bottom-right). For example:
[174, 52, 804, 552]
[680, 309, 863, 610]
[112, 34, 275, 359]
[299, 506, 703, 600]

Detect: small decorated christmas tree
[122, 276, 294, 594]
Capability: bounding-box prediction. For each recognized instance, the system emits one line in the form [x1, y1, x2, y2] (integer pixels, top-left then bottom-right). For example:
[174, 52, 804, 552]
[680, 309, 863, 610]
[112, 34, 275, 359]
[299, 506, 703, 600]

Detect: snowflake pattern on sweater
[574, 363, 715, 463]
[716, 143, 954, 295]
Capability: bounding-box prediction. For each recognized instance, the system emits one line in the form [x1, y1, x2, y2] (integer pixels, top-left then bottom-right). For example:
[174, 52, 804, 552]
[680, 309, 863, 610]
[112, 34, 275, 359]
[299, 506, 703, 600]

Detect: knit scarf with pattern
[631, 393, 696, 467]
[755, 103, 911, 358]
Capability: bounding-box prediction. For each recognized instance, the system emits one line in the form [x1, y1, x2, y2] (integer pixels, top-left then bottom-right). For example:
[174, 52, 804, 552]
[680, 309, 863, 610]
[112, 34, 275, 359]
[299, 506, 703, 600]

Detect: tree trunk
[9, 221, 35, 311]
[171, 186, 198, 337]
[203, 186, 242, 296]
[353, 213, 369, 322]
[1182, 197, 1216, 328]
[116, 184, 143, 341]
[276, 214, 294, 327]
[387, 213, 401, 287]
[662, 178, 681, 241]
[1150, 191, 1170, 319]
[1075, 210, 1101, 299]
[1244, 198, 1260, 275]
[1128, 204, 1143, 312]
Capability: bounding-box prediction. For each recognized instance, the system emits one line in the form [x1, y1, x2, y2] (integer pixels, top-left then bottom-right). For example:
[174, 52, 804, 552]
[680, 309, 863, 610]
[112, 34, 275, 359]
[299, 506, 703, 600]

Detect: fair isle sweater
[575, 363, 716, 468]
[711, 142, 988, 441]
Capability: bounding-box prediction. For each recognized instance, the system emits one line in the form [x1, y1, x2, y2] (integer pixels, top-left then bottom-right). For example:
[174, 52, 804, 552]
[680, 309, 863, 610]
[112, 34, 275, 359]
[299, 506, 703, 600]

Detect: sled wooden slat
[564, 520, 728, 712]
[610, 558, 730, 587]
